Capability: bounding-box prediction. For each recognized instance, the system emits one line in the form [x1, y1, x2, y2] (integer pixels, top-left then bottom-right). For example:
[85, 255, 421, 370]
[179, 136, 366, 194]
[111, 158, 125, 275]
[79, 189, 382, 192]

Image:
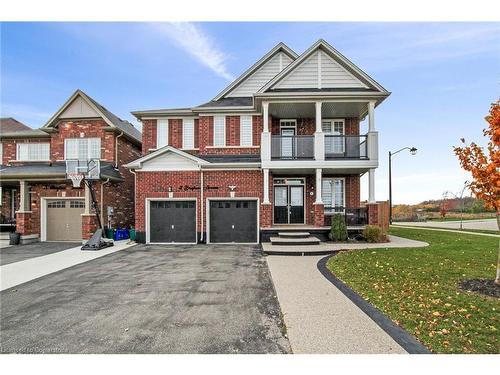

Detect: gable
[227, 52, 293, 97]
[273, 49, 368, 90]
[140, 151, 200, 171]
[59, 96, 101, 119]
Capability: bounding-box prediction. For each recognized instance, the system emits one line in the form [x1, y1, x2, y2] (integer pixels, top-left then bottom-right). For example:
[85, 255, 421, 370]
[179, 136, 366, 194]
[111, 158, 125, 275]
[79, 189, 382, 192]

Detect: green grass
[326, 227, 500, 354]
[412, 227, 499, 236]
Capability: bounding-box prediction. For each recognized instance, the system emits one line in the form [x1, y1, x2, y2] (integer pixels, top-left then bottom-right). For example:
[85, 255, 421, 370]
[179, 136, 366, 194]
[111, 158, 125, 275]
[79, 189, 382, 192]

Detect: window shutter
[240, 115, 252, 146]
[183, 119, 194, 149]
[213, 116, 225, 146]
[157, 119, 168, 148]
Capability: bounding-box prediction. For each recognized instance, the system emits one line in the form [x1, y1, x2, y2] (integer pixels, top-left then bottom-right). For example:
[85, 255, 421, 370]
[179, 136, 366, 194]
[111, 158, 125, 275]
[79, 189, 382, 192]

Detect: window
[322, 178, 345, 211]
[64, 138, 101, 160]
[157, 119, 168, 148]
[16, 143, 50, 161]
[182, 118, 195, 149]
[323, 119, 345, 154]
[48, 201, 66, 208]
[240, 115, 253, 146]
[70, 200, 85, 208]
[213, 116, 225, 147]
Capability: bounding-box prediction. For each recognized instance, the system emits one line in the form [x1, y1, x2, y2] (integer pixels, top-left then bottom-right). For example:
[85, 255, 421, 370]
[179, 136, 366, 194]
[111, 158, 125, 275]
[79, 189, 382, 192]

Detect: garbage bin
[129, 228, 136, 241]
[106, 228, 115, 240]
[9, 232, 21, 245]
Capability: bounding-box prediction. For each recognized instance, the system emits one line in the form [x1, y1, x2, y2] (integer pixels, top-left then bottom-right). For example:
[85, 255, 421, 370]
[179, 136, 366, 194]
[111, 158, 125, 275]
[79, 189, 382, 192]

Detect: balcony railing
[271, 135, 314, 160]
[324, 206, 368, 226]
[325, 135, 368, 159]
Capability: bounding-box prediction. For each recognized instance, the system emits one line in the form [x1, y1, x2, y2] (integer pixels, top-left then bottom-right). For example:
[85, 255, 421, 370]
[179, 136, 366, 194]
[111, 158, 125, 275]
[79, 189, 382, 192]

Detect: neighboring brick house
[0, 90, 141, 243]
[126, 39, 389, 244]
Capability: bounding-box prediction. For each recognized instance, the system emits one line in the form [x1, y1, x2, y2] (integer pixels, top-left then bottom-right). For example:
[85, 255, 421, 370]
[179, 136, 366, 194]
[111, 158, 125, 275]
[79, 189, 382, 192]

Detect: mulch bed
[459, 279, 500, 298]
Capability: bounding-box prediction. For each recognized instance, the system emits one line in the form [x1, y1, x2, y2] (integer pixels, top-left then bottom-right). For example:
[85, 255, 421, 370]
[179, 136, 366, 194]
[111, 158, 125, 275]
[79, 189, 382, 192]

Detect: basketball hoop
[68, 172, 84, 188]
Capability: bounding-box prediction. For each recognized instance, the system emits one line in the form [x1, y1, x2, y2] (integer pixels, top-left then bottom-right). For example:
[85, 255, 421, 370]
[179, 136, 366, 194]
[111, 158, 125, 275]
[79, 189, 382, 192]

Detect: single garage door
[209, 200, 258, 243]
[46, 199, 84, 241]
[149, 200, 196, 243]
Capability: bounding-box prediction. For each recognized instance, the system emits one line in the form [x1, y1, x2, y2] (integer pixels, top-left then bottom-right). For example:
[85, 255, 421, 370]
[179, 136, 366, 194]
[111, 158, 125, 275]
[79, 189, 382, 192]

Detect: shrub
[363, 225, 388, 243]
[329, 214, 348, 242]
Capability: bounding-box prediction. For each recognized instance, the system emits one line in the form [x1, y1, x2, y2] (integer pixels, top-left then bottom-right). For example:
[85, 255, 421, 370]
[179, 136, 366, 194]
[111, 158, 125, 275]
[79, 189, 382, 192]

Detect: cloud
[0, 103, 52, 127]
[152, 23, 234, 81]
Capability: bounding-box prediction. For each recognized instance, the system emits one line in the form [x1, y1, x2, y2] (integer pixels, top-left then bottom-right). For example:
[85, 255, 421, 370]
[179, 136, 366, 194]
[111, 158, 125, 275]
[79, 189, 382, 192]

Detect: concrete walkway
[267, 254, 407, 354]
[0, 240, 136, 291]
[393, 225, 499, 238]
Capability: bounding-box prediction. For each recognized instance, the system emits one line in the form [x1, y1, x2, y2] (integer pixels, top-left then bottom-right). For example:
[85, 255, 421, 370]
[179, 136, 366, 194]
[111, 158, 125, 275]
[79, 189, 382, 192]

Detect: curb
[317, 254, 431, 354]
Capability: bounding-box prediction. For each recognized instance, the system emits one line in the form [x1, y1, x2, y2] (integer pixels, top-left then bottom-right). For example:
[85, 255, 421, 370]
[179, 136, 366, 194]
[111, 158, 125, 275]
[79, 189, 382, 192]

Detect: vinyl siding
[227, 52, 293, 97]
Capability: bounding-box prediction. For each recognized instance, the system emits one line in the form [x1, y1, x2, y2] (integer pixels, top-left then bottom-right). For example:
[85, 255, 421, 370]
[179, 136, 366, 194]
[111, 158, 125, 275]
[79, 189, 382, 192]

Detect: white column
[19, 180, 29, 211]
[315, 101, 322, 132]
[263, 168, 270, 204]
[368, 101, 375, 132]
[368, 168, 376, 203]
[84, 183, 91, 215]
[262, 101, 269, 133]
[315, 168, 323, 204]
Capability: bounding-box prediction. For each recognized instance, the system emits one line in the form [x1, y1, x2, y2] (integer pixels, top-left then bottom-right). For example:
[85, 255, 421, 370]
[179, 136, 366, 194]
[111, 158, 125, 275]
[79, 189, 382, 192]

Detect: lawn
[326, 227, 499, 354]
[415, 227, 499, 236]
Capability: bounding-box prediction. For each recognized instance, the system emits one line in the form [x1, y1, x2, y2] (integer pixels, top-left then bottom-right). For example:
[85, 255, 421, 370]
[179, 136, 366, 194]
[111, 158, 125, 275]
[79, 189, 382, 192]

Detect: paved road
[394, 218, 498, 231]
[0, 242, 80, 266]
[0, 244, 290, 354]
[267, 254, 407, 354]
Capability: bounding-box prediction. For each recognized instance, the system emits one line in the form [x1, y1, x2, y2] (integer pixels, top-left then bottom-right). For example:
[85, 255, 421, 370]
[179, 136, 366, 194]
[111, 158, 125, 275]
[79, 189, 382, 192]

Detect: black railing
[324, 206, 368, 226]
[271, 135, 314, 160]
[324, 135, 368, 159]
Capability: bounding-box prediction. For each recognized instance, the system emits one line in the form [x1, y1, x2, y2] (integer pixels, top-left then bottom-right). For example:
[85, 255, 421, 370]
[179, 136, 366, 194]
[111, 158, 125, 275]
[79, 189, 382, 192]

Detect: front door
[280, 127, 295, 159]
[273, 185, 304, 224]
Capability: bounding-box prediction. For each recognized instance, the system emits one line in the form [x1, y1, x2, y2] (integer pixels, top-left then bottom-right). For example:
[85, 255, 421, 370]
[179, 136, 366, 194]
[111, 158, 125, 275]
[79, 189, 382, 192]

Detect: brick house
[0, 90, 141, 243]
[126, 39, 389, 244]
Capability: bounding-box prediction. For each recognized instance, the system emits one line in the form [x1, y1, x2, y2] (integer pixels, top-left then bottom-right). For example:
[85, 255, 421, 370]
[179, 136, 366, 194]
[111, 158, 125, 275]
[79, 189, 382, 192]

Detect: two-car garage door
[147, 199, 258, 244]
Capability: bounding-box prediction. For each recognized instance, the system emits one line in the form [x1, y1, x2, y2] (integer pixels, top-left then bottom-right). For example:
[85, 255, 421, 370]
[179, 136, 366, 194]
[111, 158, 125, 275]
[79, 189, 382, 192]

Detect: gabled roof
[259, 39, 389, 94]
[124, 145, 209, 169]
[212, 42, 298, 101]
[43, 89, 142, 144]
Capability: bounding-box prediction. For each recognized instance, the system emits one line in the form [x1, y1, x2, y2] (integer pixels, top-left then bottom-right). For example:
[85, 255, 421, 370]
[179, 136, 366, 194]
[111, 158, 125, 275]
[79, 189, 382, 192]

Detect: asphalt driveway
[0, 244, 290, 354]
[0, 242, 81, 266]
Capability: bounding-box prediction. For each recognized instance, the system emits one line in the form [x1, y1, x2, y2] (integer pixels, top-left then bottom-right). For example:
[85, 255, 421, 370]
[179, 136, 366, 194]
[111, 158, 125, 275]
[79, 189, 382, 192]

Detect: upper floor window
[182, 118, 195, 149]
[157, 119, 168, 148]
[213, 116, 225, 147]
[322, 178, 345, 211]
[322, 119, 345, 154]
[64, 138, 101, 160]
[16, 143, 50, 161]
[240, 116, 253, 147]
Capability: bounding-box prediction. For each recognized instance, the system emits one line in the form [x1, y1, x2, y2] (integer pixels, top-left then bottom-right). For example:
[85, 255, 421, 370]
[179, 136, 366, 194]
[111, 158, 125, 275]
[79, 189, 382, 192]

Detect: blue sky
[1, 22, 499, 204]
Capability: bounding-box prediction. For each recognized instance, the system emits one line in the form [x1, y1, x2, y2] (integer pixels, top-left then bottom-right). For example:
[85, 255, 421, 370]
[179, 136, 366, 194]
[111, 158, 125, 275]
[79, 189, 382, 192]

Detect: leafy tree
[454, 100, 500, 284]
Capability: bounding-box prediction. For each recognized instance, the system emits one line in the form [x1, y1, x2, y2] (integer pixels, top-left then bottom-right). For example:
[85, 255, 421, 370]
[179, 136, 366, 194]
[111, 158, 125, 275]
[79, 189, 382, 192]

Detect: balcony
[271, 135, 314, 160]
[324, 135, 368, 159]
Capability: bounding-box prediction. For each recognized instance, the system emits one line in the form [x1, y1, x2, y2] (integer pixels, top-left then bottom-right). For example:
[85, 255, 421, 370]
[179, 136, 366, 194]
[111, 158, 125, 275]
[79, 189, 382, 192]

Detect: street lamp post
[389, 147, 418, 224]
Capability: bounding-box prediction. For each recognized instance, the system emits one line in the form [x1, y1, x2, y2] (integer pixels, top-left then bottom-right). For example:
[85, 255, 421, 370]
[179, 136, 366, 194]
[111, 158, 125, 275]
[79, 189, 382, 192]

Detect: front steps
[263, 231, 337, 255]
[270, 232, 320, 245]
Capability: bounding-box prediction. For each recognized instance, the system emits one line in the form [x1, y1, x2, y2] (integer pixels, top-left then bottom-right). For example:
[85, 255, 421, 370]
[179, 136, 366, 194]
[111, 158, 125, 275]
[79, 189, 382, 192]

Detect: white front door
[280, 127, 295, 158]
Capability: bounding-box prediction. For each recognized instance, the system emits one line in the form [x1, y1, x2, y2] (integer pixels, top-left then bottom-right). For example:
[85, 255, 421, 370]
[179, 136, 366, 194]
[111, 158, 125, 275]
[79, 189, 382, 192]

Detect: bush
[363, 225, 388, 243]
[329, 214, 348, 242]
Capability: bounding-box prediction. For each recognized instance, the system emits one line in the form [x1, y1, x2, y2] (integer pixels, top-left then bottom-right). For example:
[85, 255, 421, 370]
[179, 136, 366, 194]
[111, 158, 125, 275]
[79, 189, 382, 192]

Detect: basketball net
[68, 172, 84, 188]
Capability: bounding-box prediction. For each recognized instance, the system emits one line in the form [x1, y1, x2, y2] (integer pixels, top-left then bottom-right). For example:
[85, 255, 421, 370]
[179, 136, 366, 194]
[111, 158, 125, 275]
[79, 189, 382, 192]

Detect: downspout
[130, 169, 137, 232]
[199, 166, 204, 243]
[115, 131, 124, 168]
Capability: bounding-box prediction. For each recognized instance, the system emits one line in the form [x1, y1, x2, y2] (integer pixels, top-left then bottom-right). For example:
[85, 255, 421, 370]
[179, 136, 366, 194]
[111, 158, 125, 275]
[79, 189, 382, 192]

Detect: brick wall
[1, 138, 50, 165]
[141, 119, 157, 154]
[168, 119, 183, 149]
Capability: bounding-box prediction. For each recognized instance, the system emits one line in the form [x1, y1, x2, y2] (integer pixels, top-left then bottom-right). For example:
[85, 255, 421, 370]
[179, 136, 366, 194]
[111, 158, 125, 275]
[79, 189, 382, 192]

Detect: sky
[1, 22, 499, 204]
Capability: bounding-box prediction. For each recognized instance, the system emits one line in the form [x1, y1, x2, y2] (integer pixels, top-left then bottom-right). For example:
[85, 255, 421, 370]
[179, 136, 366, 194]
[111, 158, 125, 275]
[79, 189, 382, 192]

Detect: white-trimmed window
[240, 115, 253, 146]
[322, 178, 345, 211]
[64, 138, 101, 160]
[16, 143, 50, 161]
[213, 116, 226, 147]
[157, 119, 168, 148]
[182, 118, 195, 149]
[322, 119, 345, 154]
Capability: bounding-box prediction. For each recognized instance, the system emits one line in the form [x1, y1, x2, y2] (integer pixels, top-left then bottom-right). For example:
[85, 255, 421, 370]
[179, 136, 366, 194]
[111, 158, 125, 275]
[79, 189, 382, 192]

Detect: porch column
[314, 101, 325, 161]
[315, 168, 323, 204]
[263, 168, 270, 204]
[368, 168, 376, 203]
[19, 180, 29, 212]
[368, 101, 375, 131]
[262, 101, 269, 133]
[261, 102, 271, 162]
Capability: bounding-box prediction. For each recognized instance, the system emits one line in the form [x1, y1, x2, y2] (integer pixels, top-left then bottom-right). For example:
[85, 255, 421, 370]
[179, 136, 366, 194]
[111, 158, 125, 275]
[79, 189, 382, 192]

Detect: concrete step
[278, 232, 310, 238]
[0, 233, 10, 240]
[269, 236, 321, 246]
